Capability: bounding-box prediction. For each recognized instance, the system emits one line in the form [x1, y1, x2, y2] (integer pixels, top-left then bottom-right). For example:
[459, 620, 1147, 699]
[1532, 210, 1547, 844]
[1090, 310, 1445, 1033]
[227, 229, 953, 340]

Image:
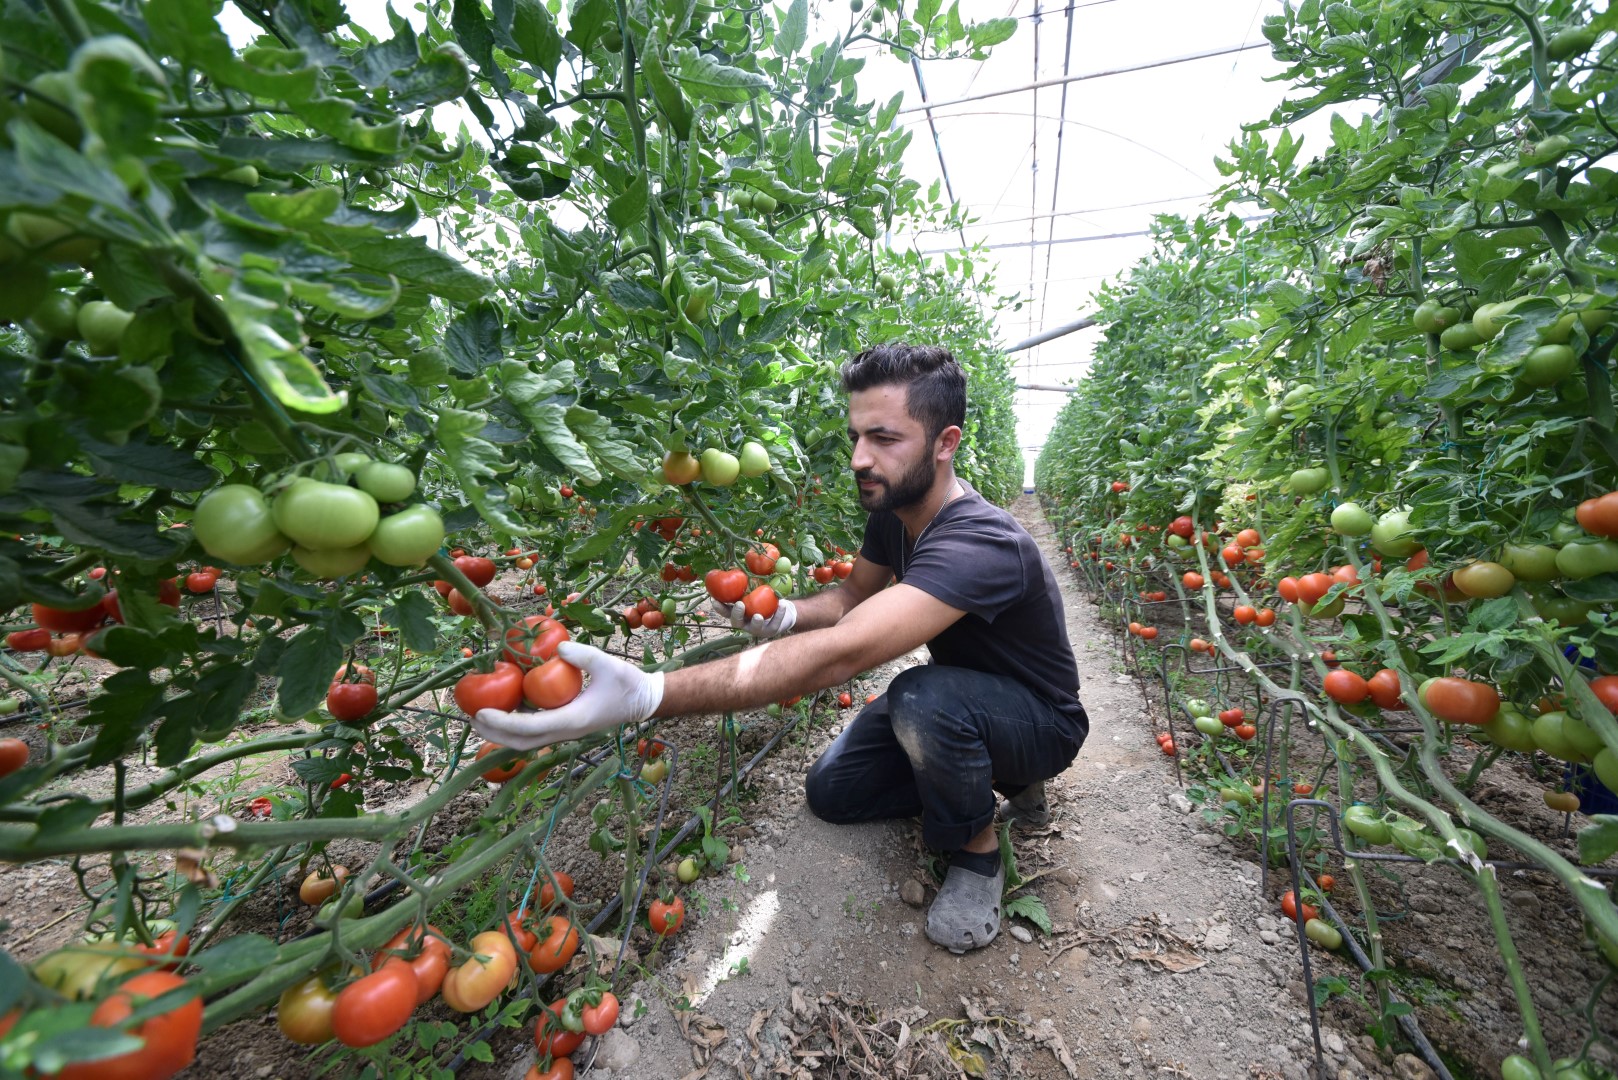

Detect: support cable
[909, 56, 968, 252]
[1035, 0, 1079, 374]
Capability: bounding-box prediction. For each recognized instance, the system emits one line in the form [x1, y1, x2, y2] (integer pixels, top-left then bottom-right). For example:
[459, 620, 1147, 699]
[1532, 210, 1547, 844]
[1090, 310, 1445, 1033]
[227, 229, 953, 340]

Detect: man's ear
[936, 425, 963, 460]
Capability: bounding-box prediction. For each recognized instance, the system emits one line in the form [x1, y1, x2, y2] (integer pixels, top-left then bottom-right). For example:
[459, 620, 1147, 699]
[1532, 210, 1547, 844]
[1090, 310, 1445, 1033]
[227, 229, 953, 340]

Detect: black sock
[950, 846, 1001, 877]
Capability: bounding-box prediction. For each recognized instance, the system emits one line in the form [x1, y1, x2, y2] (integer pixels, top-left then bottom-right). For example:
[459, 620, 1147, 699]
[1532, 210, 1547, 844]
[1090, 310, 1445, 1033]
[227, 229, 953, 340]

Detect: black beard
[855, 450, 935, 513]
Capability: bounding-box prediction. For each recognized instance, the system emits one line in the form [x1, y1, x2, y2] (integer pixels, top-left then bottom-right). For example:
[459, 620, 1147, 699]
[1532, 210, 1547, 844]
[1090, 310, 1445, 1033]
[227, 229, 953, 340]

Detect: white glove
[473, 641, 664, 751]
[711, 596, 797, 639]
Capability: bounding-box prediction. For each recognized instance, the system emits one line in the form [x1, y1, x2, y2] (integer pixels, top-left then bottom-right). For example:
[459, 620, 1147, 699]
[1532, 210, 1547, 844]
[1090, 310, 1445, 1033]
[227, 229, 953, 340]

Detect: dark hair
[839, 343, 966, 442]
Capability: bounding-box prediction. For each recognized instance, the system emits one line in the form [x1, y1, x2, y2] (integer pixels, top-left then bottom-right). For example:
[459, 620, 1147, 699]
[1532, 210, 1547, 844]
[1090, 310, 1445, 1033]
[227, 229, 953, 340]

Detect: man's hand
[472, 641, 664, 751]
[711, 596, 797, 639]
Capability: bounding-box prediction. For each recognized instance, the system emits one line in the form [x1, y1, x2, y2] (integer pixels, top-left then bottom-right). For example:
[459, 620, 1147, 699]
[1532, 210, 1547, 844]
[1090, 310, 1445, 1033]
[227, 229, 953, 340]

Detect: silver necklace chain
[899, 481, 962, 578]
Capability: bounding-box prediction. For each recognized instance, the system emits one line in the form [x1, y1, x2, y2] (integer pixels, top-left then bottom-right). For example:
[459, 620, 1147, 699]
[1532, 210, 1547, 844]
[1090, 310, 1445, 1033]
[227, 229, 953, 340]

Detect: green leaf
[606, 172, 650, 231]
[212, 270, 345, 416]
[186, 933, 279, 977]
[776, 0, 808, 55]
[1003, 894, 1051, 934]
[670, 45, 770, 103]
[70, 429, 215, 491]
[1577, 815, 1618, 865]
[444, 301, 505, 376]
[438, 408, 523, 534]
[566, 406, 645, 482]
[1562, 574, 1618, 603]
[334, 234, 492, 303]
[277, 624, 345, 718]
[386, 590, 439, 653]
[642, 35, 693, 140]
[967, 16, 1017, 49]
[504, 0, 565, 79]
[453, 0, 510, 92]
[691, 223, 768, 284]
[85, 670, 166, 766]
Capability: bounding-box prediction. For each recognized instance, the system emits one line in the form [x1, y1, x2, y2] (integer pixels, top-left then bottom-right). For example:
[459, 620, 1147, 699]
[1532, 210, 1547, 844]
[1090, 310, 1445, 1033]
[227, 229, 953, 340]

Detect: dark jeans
[804, 665, 1087, 851]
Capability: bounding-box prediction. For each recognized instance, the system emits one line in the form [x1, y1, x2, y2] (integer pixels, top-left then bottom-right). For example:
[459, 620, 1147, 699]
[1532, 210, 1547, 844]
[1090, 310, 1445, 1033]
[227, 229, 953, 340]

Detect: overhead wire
[1026, 0, 1042, 341]
[1035, 0, 1079, 373]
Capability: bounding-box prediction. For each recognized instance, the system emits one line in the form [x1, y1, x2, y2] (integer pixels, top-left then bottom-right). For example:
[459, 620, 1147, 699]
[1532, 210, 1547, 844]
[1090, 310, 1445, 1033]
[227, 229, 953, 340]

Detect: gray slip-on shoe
[924, 861, 1003, 954]
[997, 780, 1050, 829]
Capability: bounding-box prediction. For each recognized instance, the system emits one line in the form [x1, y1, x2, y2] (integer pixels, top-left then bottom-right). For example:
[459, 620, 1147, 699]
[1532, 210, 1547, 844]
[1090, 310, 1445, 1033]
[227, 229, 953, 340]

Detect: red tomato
[741, 585, 779, 621]
[442, 931, 518, 1012]
[326, 681, 378, 721]
[1323, 670, 1369, 705]
[1218, 708, 1244, 727]
[455, 555, 497, 587]
[624, 606, 643, 629]
[476, 743, 531, 784]
[1234, 724, 1257, 741]
[1292, 783, 1314, 796]
[649, 896, 685, 936]
[837, 692, 853, 708]
[1189, 638, 1210, 653]
[1296, 573, 1334, 605]
[501, 910, 539, 953]
[1366, 669, 1405, 710]
[1321, 650, 1340, 667]
[0, 739, 30, 779]
[1280, 890, 1320, 924]
[45, 634, 83, 657]
[1590, 674, 1618, 714]
[1233, 605, 1257, 625]
[833, 561, 853, 579]
[535, 998, 586, 1058]
[504, 615, 570, 668]
[539, 871, 575, 910]
[705, 568, 749, 604]
[1235, 528, 1261, 548]
[331, 663, 375, 686]
[1169, 516, 1194, 538]
[333, 963, 418, 1047]
[652, 517, 684, 541]
[447, 589, 476, 616]
[55, 971, 201, 1080]
[1139, 626, 1159, 641]
[1255, 607, 1276, 626]
[581, 992, 619, 1035]
[1277, 577, 1300, 604]
[813, 565, 835, 584]
[1221, 545, 1245, 566]
[1160, 739, 1177, 756]
[527, 915, 581, 974]
[1182, 572, 1204, 589]
[524, 657, 583, 710]
[1317, 874, 1335, 892]
[1424, 677, 1500, 725]
[5, 628, 50, 652]
[183, 572, 218, 594]
[1332, 564, 1360, 586]
[453, 662, 525, 715]
[32, 602, 105, 634]
[744, 543, 780, 575]
[379, 926, 451, 1005]
[641, 610, 665, 630]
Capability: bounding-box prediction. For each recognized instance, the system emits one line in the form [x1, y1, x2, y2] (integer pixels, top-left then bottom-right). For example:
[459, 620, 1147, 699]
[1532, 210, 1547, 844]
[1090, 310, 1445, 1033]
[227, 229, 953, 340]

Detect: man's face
[847, 385, 937, 513]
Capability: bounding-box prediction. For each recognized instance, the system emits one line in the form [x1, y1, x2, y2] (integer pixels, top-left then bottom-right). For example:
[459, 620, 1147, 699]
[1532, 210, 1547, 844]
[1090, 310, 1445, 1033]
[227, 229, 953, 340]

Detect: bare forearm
[786, 587, 855, 632]
[655, 628, 857, 718]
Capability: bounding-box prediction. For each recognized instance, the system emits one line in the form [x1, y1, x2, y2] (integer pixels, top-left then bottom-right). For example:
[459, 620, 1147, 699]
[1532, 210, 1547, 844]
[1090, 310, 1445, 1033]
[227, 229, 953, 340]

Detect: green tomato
[769, 572, 792, 594]
[1370, 509, 1420, 557]
[333, 452, 372, 477]
[1518, 344, 1578, 388]
[1552, 1060, 1602, 1080]
[1281, 383, 1315, 406]
[1531, 590, 1595, 625]
[1412, 299, 1460, 334]
[1343, 805, 1392, 845]
[5, 210, 101, 265]
[700, 448, 741, 486]
[1304, 918, 1342, 950]
[732, 188, 754, 209]
[1594, 748, 1618, 794]
[773, 557, 795, 575]
[1288, 467, 1329, 495]
[194, 485, 293, 565]
[1531, 711, 1590, 763]
[1185, 698, 1211, 718]
[76, 300, 133, 354]
[1501, 1055, 1544, 1080]
[367, 505, 444, 566]
[1193, 715, 1224, 736]
[221, 164, 260, 186]
[355, 461, 417, 503]
[291, 542, 371, 579]
[751, 192, 778, 214]
[273, 479, 379, 551]
[1499, 543, 1561, 582]
[1263, 403, 1286, 427]
[1300, 593, 1346, 620]
[1440, 323, 1484, 351]
[660, 598, 677, 621]
[1561, 712, 1605, 760]
[1482, 704, 1539, 753]
[0, 697, 19, 715]
[1555, 540, 1618, 579]
[1331, 502, 1374, 537]
[766, 703, 782, 718]
[1474, 296, 1529, 341]
[738, 440, 771, 477]
[676, 857, 701, 883]
[642, 758, 670, 784]
[1546, 25, 1598, 60]
[1375, 410, 1397, 428]
[316, 892, 365, 924]
[1390, 819, 1440, 858]
[30, 291, 81, 339]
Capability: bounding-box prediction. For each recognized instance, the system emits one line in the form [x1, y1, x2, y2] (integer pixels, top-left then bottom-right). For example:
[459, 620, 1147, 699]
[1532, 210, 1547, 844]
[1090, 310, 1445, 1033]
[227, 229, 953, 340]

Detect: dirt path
[570, 498, 1437, 1080]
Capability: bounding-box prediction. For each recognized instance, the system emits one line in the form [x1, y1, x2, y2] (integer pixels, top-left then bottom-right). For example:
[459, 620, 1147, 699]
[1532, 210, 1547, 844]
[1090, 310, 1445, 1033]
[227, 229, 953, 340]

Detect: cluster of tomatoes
[4, 569, 191, 659]
[450, 613, 580, 718]
[703, 541, 786, 622]
[623, 596, 676, 631]
[1186, 699, 1258, 743]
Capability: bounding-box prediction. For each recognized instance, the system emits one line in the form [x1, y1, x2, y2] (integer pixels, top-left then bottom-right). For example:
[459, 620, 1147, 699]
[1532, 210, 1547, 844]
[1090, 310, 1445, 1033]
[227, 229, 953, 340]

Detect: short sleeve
[901, 522, 1025, 622]
[859, 513, 895, 568]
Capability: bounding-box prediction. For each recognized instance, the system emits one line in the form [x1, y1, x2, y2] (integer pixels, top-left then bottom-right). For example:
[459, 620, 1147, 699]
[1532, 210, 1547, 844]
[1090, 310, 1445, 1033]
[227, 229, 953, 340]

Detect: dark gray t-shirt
[859, 482, 1086, 732]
